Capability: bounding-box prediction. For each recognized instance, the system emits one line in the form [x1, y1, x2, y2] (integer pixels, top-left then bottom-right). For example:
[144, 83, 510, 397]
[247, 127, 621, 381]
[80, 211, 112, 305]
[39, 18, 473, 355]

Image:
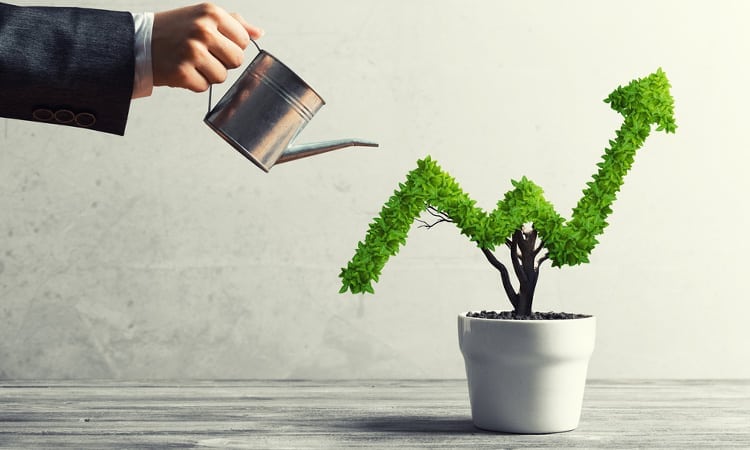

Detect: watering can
[204, 41, 378, 172]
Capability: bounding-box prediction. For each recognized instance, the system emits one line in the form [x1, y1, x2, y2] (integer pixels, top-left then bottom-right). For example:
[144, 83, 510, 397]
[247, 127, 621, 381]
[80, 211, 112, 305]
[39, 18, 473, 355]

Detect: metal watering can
[205, 41, 378, 172]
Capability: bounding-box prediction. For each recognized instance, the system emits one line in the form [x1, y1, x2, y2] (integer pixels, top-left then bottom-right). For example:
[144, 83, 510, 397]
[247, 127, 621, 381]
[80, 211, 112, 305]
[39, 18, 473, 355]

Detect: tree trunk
[482, 227, 546, 315]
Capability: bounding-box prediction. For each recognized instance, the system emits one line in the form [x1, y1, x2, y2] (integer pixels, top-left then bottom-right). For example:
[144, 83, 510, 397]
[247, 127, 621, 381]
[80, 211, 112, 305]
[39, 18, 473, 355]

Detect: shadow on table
[335, 415, 510, 435]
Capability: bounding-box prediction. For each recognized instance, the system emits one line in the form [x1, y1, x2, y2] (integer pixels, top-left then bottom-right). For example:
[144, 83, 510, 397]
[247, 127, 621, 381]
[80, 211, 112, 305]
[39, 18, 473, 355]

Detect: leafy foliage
[340, 69, 676, 295]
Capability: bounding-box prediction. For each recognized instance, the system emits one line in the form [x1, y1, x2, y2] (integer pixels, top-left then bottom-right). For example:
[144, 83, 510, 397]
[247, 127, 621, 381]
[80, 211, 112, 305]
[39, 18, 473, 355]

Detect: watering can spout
[277, 139, 379, 165]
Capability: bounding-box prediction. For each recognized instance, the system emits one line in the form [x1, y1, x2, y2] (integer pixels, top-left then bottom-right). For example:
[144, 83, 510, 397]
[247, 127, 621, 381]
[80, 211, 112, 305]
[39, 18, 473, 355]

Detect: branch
[537, 252, 550, 268]
[426, 205, 452, 221]
[416, 206, 454, 229]
[509, 230, 529, 284]
[519, 228, 538, 284]
[533, 239, 546, 256]
[481, 248, 519, 310]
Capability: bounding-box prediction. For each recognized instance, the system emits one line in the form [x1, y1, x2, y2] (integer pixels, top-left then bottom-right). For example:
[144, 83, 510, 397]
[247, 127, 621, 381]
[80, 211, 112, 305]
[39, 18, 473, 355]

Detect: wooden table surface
[1, 380, 748, 448]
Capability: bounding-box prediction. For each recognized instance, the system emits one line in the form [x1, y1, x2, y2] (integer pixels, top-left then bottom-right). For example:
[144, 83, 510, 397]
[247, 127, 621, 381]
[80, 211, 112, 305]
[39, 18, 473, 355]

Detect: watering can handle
[207, 38, 263, 114]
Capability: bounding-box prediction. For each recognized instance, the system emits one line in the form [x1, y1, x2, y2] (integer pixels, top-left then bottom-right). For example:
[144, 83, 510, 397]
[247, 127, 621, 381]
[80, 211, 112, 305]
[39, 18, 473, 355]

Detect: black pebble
[466, 310, 591, 320]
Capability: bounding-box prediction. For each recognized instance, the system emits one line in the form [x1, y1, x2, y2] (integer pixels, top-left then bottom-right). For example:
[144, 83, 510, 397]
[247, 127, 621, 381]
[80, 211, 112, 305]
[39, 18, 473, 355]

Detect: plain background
[1, 0, 749, 379]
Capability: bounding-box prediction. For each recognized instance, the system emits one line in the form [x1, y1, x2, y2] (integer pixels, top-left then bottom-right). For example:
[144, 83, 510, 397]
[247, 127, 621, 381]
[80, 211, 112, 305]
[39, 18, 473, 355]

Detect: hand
[152, 2, 264, 92]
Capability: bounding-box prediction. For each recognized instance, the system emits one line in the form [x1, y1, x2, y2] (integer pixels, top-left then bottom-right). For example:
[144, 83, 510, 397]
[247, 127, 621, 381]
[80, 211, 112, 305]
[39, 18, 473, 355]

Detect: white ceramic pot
[458, 313, 596, 434]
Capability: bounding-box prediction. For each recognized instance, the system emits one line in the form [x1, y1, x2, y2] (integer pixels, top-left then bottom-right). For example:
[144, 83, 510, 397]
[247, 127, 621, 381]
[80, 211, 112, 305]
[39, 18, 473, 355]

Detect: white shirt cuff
[131, 12, 154, 99]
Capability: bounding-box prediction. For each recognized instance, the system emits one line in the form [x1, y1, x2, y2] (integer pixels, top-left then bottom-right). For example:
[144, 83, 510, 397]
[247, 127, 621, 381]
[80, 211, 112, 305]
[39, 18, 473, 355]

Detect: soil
[466, 310, 592, 320]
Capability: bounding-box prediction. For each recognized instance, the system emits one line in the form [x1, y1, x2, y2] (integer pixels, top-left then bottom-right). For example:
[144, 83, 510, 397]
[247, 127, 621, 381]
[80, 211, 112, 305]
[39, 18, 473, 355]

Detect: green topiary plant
[339, 69, 676, 316]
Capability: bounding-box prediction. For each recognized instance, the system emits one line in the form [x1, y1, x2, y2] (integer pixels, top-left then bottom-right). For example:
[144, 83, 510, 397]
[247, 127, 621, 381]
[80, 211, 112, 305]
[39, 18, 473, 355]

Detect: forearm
[0, 2, 264, 135]
[0, 2, 135, 135]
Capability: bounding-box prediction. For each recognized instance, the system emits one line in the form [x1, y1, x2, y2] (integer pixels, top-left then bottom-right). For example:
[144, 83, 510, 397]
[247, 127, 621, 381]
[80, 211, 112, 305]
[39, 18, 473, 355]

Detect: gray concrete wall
[2, 0, 749, 379]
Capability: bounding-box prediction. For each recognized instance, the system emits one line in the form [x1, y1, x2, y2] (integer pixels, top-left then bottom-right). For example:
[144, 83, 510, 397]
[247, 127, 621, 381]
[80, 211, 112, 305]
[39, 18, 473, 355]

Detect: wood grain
[1, 380, 748, 448]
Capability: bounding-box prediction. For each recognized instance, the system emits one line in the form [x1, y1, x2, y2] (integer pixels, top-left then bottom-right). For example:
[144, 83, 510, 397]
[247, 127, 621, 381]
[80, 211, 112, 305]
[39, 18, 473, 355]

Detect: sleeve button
[54, 109, 76, 124]
[75, 112, 96, 128]
[32, 108, 54, 121]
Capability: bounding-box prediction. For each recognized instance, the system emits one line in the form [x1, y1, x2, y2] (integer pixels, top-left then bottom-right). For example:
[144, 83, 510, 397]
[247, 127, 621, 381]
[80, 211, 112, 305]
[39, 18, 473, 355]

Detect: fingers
[182, 65, 213, 92]
[194, 52, 229, 89]
[213, 8, 252, 50]
[152, 3, 264, 92]
[230, 12, 264, 41]
[207, 31, 245, 69]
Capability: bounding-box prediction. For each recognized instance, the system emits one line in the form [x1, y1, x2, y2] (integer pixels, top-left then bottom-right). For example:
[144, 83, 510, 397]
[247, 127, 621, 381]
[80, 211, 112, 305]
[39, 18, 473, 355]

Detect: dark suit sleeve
[0, 2, 135, 135]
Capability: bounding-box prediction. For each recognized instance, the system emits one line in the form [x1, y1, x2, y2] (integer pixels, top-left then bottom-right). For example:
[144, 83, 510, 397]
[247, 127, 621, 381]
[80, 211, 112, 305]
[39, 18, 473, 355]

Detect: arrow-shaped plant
[340, 69, 676, 315]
